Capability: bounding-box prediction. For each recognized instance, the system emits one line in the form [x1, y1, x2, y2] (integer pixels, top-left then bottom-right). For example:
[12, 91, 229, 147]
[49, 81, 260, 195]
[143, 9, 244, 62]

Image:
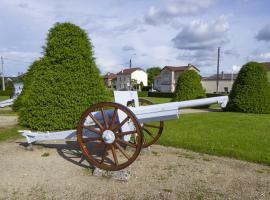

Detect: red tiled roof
[104, 72, 117, 79]
[162, 64, 200, 72]
[117, 67, 145, 75]
[261, 62, 270, 71]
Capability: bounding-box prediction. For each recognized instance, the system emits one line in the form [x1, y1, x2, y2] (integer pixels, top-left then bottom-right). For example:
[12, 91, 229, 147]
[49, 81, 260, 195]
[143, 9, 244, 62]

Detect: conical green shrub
[226, 61, 270, 114]
[172, 70, 206, 102]
[15, 22, 110, 131]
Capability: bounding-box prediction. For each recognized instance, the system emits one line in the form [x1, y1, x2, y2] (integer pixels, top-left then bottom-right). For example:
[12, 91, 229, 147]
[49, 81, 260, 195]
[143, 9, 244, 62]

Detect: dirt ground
[0, 116, 18, 129]
[0, 139, 269, 200]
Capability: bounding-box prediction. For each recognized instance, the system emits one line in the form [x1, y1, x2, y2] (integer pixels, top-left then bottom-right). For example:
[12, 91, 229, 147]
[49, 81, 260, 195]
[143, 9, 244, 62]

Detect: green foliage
[142, 86, 152, 91]
[148, 92, 173, 98]
[147, 67, 161, 85]
[0, 81, 13, 96]
[15, 22, 110, 131]
[226, 62, 270, 114]
[172, 70, 206, 102]
[138, 91, 148, 97]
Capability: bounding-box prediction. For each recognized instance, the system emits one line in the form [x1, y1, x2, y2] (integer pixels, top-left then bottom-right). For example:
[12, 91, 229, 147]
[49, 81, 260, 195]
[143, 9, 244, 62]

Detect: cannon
[20, 91, 228, 171]
[0, 82, 23, 108]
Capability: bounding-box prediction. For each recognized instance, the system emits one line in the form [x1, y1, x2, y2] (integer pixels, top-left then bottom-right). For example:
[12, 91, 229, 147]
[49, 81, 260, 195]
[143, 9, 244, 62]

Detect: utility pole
[216, 47, 220, 93]
[1, 56, 5, 91]
[129, 59, 132, 91]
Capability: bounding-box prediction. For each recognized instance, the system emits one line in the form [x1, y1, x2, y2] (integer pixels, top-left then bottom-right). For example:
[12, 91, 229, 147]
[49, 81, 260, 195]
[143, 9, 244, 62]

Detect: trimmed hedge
[141, 86, 152, 91]
[226, 62, 270, 114]
[148, 92, 173, 98]
[15, 23, 110, 131]
[172, 70, 206, 102]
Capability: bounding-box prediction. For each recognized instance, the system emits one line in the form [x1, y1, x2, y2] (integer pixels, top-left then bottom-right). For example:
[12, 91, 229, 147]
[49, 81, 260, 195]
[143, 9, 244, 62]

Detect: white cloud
[232, 64, 241, 72]
[172, 16, 229, 50]
[259, 52, 270, 59]
[144, 0, 216, 25]
[122, 45, 135, 51]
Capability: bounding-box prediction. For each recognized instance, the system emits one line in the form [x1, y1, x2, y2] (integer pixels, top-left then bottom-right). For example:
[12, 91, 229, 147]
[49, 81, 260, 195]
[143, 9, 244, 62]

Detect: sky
[0, 0, 270, 77]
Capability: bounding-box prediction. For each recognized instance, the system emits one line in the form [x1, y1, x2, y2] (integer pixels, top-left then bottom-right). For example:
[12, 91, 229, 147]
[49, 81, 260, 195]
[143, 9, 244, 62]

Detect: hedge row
[148, 92, 173, 98]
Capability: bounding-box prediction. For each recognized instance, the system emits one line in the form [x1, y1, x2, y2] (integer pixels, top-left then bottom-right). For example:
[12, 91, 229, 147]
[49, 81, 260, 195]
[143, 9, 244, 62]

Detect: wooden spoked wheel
[128, 98, 164, 148]
[77, 102, 143, 171]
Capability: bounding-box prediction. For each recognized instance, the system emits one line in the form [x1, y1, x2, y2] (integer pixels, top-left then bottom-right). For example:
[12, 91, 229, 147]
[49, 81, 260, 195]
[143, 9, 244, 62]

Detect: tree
[226, 61, 270, 114]
[172, 70, 206, 102]
[146, 67, 161, 86]
[15, 22, 110, 131]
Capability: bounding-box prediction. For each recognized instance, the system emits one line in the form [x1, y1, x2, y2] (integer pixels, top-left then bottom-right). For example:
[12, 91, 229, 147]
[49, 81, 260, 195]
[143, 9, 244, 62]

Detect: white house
[154, 64, 200, 92]
[116, 67, 148, 90]
[201, 72, 238, 93]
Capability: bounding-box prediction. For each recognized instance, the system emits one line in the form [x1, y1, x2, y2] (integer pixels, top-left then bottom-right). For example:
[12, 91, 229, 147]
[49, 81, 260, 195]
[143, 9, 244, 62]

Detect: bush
[141, 86, 151, 91]
[226, 62, 270, 114]
[15, 22, 110, 131]
[172, 70, 206, 102]
[0, 81, 13, 97]
[148, 92, 173, 98]
[138, 91, 148, 97]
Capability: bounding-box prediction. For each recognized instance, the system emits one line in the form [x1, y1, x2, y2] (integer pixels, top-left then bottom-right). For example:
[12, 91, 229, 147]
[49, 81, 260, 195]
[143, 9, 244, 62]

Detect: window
[224, 87, 228, 92]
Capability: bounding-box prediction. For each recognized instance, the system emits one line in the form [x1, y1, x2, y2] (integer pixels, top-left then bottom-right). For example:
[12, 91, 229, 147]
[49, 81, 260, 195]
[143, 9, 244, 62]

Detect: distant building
[103, 72, 117, 89]
[201, 72, 238, 93]
[154, 64, 200, 92]
[116, 68, 148, 91]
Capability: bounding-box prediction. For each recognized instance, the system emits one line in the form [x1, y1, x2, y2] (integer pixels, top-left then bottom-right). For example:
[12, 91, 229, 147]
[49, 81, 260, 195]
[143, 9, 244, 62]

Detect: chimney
[221, 71, 224, 79]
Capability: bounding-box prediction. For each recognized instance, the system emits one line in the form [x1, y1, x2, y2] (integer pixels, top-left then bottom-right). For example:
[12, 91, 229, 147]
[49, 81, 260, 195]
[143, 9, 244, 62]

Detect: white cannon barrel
[19, 94, 228, 144]
[130, 96, 228, 123]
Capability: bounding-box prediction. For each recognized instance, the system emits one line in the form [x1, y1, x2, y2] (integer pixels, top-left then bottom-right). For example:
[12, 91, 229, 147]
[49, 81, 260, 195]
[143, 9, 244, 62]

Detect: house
[103, 72, 117, 89]
[153, 75, 161, 91]
[154, 64, 200, 92]
[201, 72, 238, 93]
[116, 67, 148, 91]
[261, 62, 270, 81]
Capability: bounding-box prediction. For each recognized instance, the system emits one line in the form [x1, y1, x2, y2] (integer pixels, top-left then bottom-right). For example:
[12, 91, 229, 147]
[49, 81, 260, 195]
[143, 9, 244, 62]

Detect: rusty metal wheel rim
[137, 99, 164, 148]
[77, 102, 143, 171]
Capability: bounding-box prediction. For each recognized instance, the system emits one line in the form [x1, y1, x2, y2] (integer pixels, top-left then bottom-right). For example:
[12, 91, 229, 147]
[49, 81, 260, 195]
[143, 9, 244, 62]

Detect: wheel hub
[102, 130, 115, 144]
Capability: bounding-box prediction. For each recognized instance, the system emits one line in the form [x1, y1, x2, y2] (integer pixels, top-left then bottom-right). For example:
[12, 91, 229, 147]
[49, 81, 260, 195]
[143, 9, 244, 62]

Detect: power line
[3, 57, 34, 64]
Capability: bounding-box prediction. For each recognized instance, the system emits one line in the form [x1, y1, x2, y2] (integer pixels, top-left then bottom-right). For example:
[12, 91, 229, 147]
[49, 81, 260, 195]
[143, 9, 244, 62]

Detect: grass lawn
[0, 108, 16, 115]
[0, 96, 9, 101]
[0, 126, 23, 141]
[158, 112, 270, 166]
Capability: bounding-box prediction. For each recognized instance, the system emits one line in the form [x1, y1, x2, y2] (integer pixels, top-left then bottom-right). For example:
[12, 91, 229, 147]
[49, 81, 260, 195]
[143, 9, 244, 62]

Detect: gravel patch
[0, 139, 269, 200]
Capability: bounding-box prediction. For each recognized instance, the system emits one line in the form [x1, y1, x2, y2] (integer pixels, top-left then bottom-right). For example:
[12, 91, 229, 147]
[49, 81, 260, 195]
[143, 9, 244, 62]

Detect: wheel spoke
[99, 145, 107, 164]
[144, 123, 160, 129]
[143, 127, 155, 139]
[100, 108, 108, 129]
[109, 108, 118, 129]
[117, 131, 137, 137]
[116, 138, 137, 148]
[82, 137, 101, 143]
[113, 116, 130, 132]
[114, 143, 130, 160]
[82, 125, 101, 134]
[110, 145, 118, 166]
[89, 113, 103, 130]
